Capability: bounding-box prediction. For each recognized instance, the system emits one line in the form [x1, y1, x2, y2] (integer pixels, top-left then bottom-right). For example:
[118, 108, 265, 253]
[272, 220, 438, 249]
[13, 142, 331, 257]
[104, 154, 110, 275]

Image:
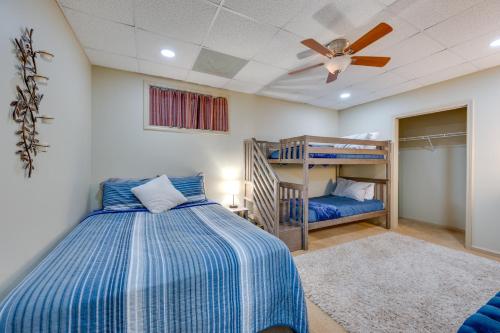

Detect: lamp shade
[225, 180, 240, 195]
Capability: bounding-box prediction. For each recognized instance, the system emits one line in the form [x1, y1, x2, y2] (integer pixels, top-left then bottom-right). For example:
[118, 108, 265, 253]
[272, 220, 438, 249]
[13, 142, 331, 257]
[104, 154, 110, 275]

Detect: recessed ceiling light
[490, 38, 500, 48]
[161, 49, 175, 58]
[340, 92, 351, 99]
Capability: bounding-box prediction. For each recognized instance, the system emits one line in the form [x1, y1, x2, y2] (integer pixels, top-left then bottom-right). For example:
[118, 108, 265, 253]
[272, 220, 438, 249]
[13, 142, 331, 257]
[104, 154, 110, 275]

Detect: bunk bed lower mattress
[307, 195, 384, 223]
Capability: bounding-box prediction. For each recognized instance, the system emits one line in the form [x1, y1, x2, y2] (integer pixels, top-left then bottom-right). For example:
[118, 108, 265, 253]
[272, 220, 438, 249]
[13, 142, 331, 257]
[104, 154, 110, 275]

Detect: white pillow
[131, 175, 187, 213]
[359, 182, 375, 200]
[333, 177, 373, 202]
[334, 133, 371, 149]
[343, 182, 371, 202]
[333, 178, 353, 196]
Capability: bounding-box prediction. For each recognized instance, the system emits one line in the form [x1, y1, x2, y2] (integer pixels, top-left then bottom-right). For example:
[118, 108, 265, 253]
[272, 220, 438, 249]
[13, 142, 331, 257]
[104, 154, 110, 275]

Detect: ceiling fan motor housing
[327, 38, 350, 56]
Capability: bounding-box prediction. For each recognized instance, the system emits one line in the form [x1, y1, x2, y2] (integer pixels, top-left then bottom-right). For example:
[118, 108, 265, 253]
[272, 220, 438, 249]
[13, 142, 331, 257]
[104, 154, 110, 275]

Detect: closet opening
[394, 105, 471, 249]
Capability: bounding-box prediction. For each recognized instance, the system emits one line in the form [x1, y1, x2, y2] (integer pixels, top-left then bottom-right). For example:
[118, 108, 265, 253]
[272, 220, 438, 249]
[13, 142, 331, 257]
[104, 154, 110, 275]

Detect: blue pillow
[169, 174, 207, 203]
[102, 178, 148, 210]
[102, 174, 206, 210]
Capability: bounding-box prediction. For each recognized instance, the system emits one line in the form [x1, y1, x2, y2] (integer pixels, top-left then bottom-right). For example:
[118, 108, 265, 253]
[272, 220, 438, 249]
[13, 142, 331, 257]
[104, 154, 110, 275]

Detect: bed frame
[244, 135, 392, 251]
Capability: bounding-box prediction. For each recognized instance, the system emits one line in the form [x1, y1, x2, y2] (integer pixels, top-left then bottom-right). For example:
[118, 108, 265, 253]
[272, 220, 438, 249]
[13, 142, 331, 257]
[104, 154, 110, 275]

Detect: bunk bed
[244, 135, 391, 251]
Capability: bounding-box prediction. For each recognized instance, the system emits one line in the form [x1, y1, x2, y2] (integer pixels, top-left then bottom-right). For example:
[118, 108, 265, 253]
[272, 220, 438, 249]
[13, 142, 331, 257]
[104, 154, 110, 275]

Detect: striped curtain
[149, 86, 228, 132]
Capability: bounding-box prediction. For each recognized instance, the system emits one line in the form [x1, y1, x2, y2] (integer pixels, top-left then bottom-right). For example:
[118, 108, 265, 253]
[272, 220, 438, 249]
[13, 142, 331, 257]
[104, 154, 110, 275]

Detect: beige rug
[294, 232, 500, 333]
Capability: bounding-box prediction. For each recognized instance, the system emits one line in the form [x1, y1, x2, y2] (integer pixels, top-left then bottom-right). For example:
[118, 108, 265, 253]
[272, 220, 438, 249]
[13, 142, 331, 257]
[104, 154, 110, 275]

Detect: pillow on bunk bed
[333, 178, 375, 201]
[334, 132, 380, 149]
[131, 175, 187, 213]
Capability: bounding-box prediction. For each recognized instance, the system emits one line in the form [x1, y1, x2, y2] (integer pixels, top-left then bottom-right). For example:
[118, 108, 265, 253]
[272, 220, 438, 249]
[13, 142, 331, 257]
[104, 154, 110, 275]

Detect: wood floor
[292, 218, 499, 333]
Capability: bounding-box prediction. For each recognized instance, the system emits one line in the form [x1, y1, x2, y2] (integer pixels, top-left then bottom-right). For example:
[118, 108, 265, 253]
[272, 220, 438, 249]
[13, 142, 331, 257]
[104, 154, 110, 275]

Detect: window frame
[143, 80, 230, 135]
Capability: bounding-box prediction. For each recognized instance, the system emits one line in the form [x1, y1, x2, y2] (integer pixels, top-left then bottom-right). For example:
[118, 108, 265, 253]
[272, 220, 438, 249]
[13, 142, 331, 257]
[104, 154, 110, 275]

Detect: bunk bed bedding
[268, 145, 384, 160]
[0, 201, 308, 333]
[307, 195, 384, 223]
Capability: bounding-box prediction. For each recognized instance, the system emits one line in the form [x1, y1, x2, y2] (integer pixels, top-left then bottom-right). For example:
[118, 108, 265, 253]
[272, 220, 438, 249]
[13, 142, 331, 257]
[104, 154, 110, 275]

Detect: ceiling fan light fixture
[324, 56, 351, 74]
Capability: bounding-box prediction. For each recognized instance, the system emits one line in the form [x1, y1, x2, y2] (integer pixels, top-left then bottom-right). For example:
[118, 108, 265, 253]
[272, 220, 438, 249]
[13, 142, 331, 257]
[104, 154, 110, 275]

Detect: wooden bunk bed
[244, 135, 391, 251]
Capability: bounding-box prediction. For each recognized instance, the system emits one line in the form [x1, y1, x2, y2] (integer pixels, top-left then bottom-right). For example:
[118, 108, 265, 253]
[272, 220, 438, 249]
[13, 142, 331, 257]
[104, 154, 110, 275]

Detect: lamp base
[229, 204, 238, 209]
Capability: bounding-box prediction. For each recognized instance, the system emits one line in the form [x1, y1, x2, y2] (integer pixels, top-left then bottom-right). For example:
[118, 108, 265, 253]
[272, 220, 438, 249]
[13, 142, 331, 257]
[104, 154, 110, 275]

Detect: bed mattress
[308, 195, 384, 223]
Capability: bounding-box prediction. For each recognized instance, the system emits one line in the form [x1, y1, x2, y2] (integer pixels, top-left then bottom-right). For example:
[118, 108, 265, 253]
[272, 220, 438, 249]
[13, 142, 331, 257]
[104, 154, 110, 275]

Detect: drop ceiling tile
[86, 48, 138, 72]
[425, 0, 500, 48]
[224, 80, 264, 94]
[58, 0, 134, 24]
[257, 89, 312, 103]
[415, 62, 477, 86]
[233, 61, 287, 85]
[388, 0, 481, 30]
[391, 50, 465, 80]
[193, 48, 248, 78]
[63, 8, 136, 56]
[284, 0, 385, 41]
[253, 30, 316, 70]
[384, 33, 445, 70]
[186, 71, 230, 88]
[136, 29, 201, 69]
[450, 28, 500, 61]
[134, 0, 217, 44]
[138, 60, 189, 81]
[309, 96, 345, 109]
[204, 9, 279, 59]
[343, 10, 419, 55]
[471, 52, 500, 69]
[371, 79, 422, 100]
[223, 0, 306, 27]
[351, 71, 408, 92]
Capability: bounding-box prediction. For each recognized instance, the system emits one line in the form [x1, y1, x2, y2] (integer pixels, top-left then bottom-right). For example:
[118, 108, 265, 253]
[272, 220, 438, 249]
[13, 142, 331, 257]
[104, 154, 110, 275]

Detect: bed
[0, 200, 308, 332]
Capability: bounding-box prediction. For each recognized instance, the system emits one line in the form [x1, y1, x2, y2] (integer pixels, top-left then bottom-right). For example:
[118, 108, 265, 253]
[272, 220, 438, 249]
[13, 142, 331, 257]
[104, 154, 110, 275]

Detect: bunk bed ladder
[244, 139, 280, 236]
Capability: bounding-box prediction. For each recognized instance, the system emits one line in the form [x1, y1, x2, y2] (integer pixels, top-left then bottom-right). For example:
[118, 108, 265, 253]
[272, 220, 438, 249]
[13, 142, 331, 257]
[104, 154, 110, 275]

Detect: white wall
[399, 146, 466, 229]
[91, 67, 338, 208]
[338, 65, 500, 254]
[0, 0, 91, 300]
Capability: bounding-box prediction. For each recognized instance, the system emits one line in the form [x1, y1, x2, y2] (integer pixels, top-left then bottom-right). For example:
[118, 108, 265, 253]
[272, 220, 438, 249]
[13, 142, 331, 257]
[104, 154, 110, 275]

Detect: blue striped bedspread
[0, 201, 308, 333]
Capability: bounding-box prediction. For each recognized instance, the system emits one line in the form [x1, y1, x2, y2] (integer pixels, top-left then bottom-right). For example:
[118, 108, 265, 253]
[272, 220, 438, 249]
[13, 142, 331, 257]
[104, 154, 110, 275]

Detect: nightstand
[228, 206, 249, 219]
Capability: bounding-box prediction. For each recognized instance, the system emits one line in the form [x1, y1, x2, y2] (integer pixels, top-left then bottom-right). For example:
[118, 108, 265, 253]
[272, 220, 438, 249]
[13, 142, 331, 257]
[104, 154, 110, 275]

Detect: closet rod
[399, 131, 466, 142]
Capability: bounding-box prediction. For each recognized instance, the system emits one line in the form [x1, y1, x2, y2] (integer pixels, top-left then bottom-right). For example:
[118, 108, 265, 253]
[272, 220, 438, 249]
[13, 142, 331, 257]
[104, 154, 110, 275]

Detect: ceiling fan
[289, 23, 393, 83]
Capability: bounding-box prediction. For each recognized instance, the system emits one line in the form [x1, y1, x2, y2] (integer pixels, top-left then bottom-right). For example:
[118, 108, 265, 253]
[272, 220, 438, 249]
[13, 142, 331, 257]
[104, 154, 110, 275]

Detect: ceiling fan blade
[351, 56, 391, 67]
[348, 23, 393, 54]
[288, 63, 324, 75]
[326, 70, 339, 83]
[301, 39, 333, 57]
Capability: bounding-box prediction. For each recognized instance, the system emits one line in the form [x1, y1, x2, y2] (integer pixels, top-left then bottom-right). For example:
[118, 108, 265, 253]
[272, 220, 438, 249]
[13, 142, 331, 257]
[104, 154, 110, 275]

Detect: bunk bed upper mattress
[308, 195, 384, 223]
[0, 202, 308, 333]
[268, 145, 384, 160]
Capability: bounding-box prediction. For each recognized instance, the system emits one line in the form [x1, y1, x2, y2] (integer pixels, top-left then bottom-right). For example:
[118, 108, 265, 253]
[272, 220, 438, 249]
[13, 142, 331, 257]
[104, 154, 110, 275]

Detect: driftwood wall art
[10, 28, 54, 178]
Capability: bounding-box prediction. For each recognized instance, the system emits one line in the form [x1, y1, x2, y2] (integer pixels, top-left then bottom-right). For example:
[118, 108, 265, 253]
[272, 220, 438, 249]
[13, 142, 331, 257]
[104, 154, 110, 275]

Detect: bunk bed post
[302, 136, 309, 250]
[386, 141, 392, 229]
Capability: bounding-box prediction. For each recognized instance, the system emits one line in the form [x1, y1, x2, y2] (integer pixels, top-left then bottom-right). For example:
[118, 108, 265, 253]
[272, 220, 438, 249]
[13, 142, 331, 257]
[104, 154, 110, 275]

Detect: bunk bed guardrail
[244, 139, 280, 236]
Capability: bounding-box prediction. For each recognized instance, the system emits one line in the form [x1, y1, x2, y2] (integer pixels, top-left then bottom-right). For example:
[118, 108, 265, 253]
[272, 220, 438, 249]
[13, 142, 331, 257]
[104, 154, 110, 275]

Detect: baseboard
[470, 246, 500, 259]
[398, 217, 465, 233]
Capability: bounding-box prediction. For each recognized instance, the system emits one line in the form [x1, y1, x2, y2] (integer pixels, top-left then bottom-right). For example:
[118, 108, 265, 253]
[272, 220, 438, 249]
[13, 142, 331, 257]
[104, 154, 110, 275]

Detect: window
[144, 83, 229, 133]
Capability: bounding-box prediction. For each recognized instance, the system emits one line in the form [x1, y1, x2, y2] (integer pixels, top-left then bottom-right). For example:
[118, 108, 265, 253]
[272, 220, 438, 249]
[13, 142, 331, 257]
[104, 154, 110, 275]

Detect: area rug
[294, 232, 500, 333]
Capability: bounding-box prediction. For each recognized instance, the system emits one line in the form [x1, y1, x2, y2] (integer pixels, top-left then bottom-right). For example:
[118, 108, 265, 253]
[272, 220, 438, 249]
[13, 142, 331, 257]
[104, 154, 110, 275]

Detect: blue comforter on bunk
[269, 145, 384, 160]
[458, 291, 500, 333]
[0, 201, 308, 333]
[308, 195, 384, 223]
